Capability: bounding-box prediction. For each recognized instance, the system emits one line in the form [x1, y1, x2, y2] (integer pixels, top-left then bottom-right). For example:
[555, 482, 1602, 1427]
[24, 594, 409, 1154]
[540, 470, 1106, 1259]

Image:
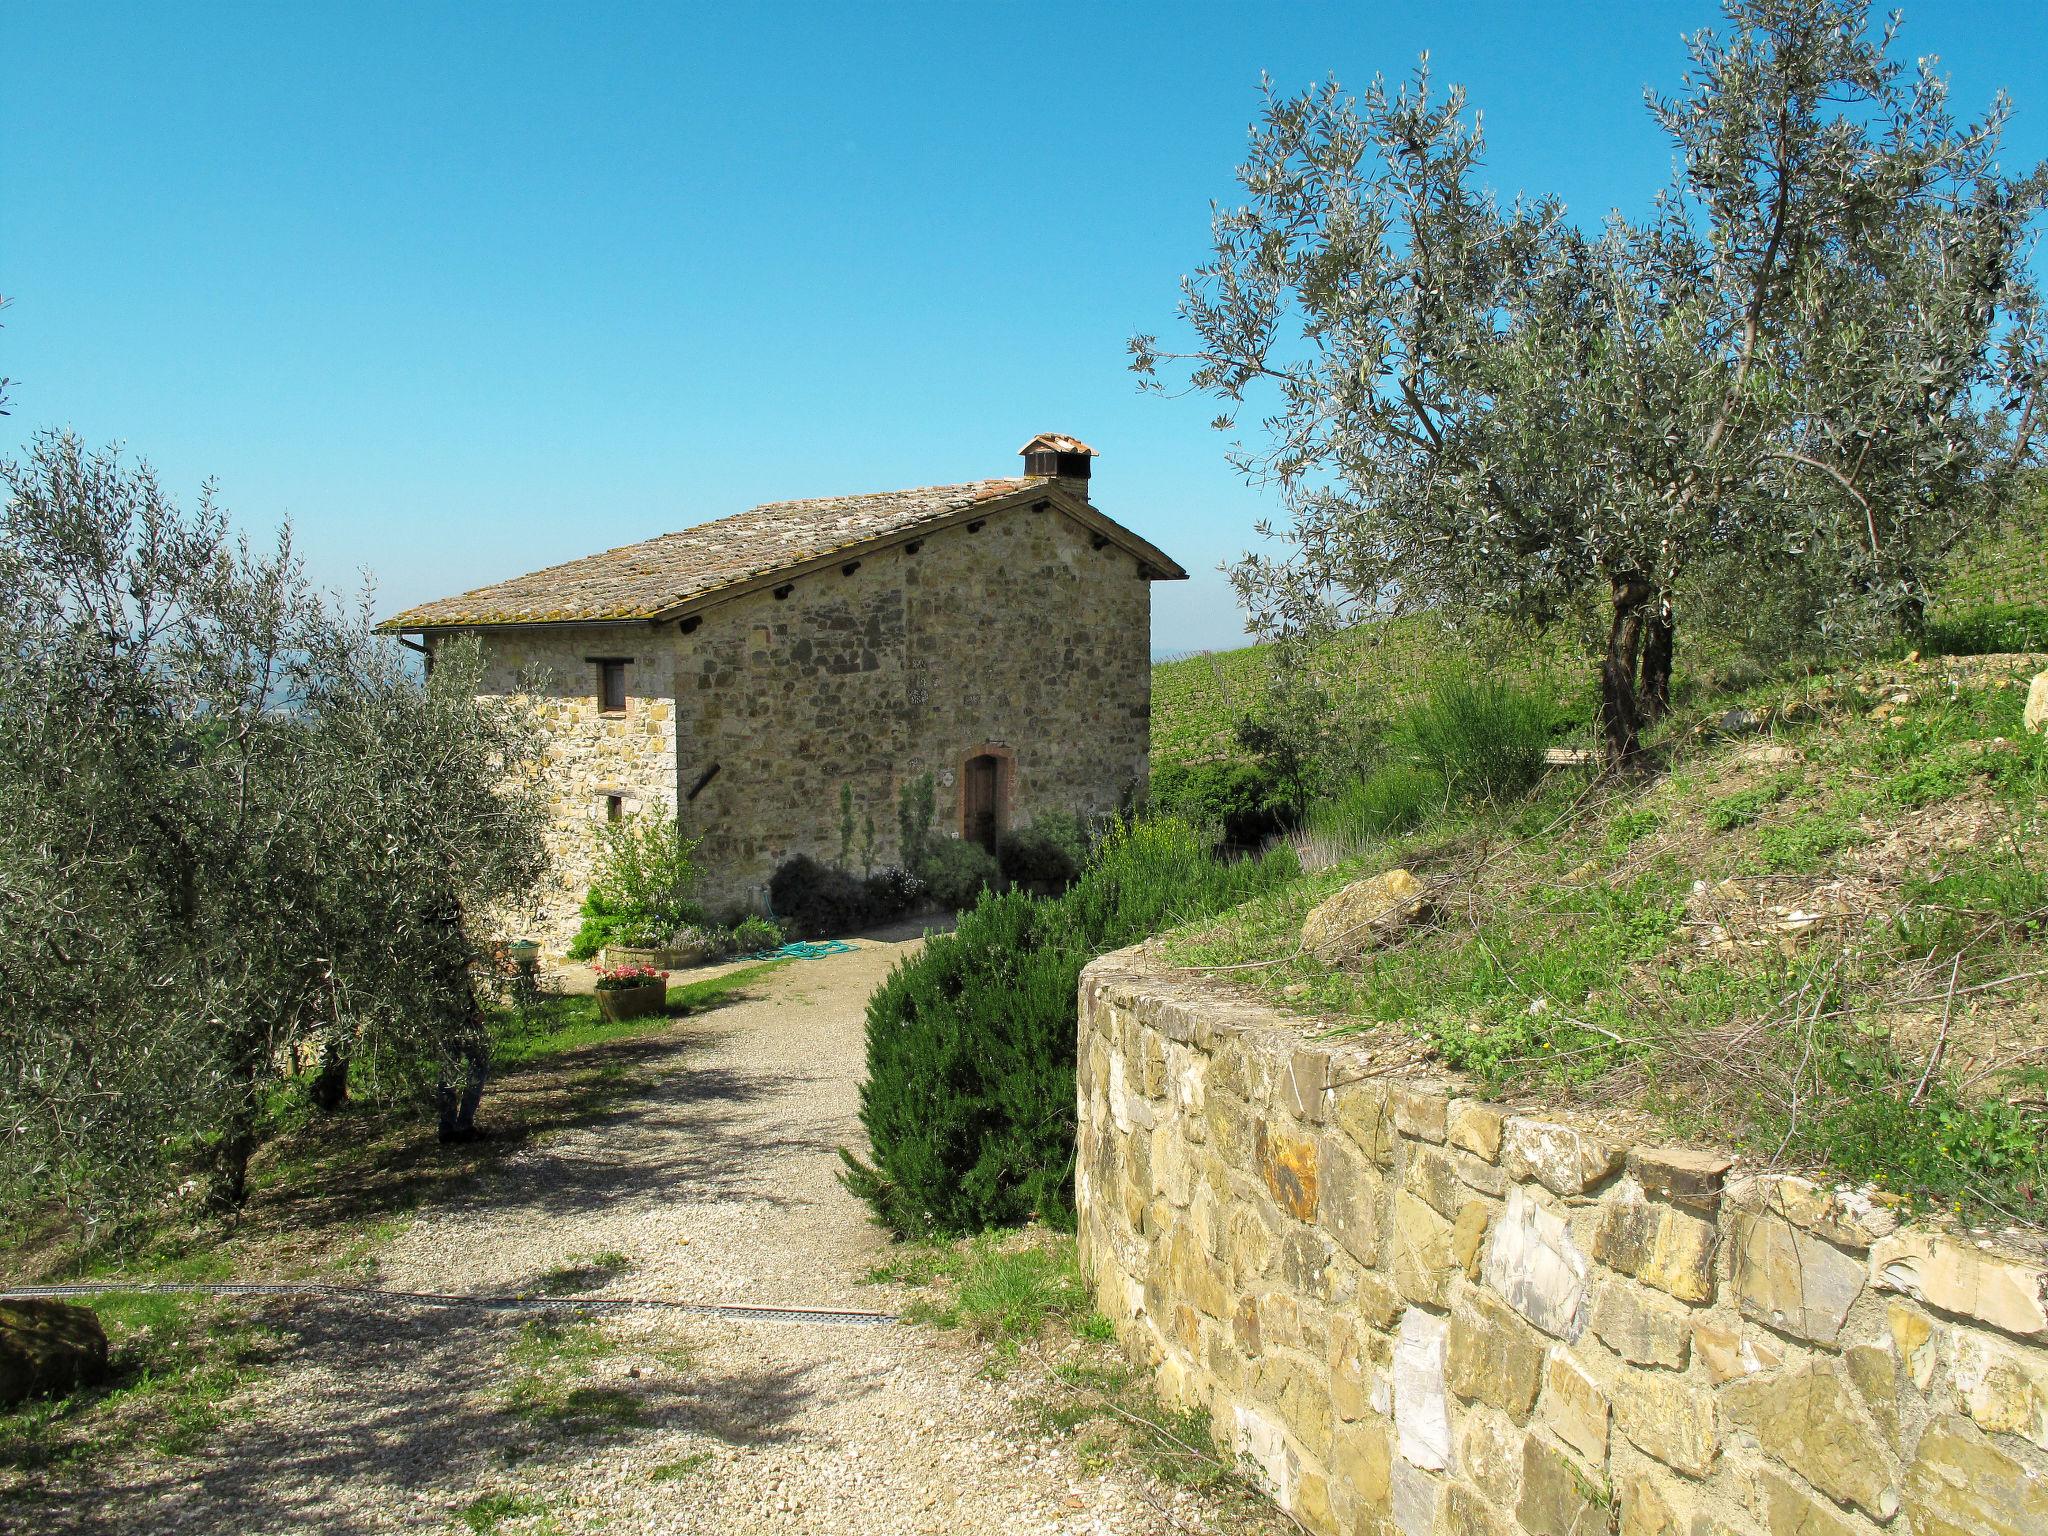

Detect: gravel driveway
[24, 938, 1234, 1535]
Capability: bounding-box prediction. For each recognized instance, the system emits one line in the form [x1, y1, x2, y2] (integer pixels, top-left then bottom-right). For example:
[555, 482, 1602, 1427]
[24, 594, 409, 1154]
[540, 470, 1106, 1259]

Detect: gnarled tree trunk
[1600, 574, 1653, 765]
[1640, 598, 1675, 724]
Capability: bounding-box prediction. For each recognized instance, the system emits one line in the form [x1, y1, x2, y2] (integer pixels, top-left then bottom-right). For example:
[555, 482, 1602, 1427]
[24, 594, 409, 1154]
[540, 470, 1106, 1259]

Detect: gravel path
[25, 939, 1240, 1536]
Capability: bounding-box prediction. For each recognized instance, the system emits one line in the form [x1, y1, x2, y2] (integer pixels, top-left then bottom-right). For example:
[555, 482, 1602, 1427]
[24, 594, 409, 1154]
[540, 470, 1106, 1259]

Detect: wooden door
[964, 754, 999, 853]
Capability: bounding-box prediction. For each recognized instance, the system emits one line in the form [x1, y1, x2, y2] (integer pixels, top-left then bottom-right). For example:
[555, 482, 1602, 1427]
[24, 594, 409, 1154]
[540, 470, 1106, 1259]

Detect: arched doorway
[963, 753, 1001, 853]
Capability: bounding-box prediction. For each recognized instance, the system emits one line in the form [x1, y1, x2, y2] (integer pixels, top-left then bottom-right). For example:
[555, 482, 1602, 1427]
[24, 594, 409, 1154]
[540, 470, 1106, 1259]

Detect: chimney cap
[1017, 432, 1097, 458]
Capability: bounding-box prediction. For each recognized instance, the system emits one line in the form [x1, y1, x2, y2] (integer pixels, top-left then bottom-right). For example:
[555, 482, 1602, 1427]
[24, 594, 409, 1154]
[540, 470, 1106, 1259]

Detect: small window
[598, 659, 627, 714]
[605, 794, 624, 823]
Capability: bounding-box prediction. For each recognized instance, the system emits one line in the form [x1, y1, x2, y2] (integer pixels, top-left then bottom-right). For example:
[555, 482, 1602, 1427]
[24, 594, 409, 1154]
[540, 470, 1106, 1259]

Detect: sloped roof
[383, 476, 1185, 631]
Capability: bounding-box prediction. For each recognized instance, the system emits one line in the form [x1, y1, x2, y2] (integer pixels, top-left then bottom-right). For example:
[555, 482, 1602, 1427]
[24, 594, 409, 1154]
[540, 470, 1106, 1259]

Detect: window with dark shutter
[598, 659, 627, 714]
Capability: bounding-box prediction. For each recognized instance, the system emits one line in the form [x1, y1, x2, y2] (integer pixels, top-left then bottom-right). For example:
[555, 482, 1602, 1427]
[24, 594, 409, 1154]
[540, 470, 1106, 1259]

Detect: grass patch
[491, 961, 786, 1067]
[500, 1317, 646, 1433]
[461, 1491, 550, 1533]
[648, 1451, 713, 1482]
[535, 1250, 631, 1295]
[891, 1233, 1091, 1343]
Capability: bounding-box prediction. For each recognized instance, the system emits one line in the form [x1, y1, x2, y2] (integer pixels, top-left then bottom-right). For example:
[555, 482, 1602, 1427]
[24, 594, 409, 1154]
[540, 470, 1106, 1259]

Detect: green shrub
[1402, 673, 1555, 803]
[1146, 758, 1294, 846]
[999, 813, 1092, 888]
[916, 837, 1002, 910]
[565, 892, 669, 961]
[768, 855, 920, 938]
[589, 812, 703, 933]
[843, 818, 1299, 1235]
[729, 915, 786, 955]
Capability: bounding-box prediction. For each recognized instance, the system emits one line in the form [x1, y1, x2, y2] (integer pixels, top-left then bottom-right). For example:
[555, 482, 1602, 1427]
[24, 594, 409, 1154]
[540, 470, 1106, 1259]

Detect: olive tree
[1134, 0, 2046, 760]
[0, 431, 547, 1213]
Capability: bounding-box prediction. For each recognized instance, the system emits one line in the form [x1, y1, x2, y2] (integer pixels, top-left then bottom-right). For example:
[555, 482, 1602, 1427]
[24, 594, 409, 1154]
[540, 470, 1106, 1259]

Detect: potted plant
[602, 923, 675, 971]
[593, 963, 668, 1021]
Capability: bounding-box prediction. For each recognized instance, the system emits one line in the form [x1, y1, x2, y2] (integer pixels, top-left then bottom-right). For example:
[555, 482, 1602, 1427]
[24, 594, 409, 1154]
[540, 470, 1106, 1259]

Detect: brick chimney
[1019, 433, 1096, 498]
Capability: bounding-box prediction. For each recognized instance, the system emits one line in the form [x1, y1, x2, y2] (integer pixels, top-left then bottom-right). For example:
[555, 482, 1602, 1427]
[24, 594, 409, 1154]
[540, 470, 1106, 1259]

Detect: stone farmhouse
[385, 435, 1186, 946]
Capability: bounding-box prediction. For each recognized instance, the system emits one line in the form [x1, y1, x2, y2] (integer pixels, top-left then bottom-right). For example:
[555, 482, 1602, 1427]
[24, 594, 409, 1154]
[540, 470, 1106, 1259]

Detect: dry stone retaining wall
[1076, 946, 2048, 1536]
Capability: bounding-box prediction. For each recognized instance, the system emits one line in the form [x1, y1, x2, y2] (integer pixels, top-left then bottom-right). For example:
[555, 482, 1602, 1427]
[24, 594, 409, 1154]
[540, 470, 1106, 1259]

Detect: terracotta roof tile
[386, 478, 1046, 629]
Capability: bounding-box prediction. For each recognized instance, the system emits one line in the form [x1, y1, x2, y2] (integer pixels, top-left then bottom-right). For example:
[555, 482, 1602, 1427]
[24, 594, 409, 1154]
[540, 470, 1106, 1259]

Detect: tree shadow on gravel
[3, 1300, 825, 1536]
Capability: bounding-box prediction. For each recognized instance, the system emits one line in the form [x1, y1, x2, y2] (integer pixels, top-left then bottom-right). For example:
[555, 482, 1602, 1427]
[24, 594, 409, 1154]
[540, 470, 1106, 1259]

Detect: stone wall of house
[672, 500, 1154, 912]
[457, 624, 679, 948]
[1077, 945, 2048, 1536]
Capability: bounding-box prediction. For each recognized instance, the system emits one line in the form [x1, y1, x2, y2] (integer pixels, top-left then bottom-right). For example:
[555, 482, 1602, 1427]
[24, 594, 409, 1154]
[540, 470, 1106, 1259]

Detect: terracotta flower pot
[595, 980, 666, 1021]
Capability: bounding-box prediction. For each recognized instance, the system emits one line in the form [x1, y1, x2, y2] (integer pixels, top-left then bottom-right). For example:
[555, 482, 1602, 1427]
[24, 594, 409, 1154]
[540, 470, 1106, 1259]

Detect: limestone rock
[1543, 1348, 1609, 1464]
[1448, 1099, 1505, 1162]
[2025, 670, 2048, 734]
[1332, 1415, 1392, 1504]
[1721, 1361, 1897, 1521]
[1458, 1404, 1525, 1507]
[1405, 1142, 1463, 1220]
[1613, 1369, 1718, 1478]
[1452, 1200, 1494, 1280]
[1301, 868, 1437, 961]
[1691, 1319, 1782, 1383]
[1948, 1328, 2048, 1448]
[1901, 1415, 2048, 1536]
[1393, 1307, 1452, 1471]
[1502, 1118, 1623, 1197]
[1517, 1434, 1606, 1536]
[1447, 1289, 1546, 1422]
[1393, 1192, 1457, 1309]
[1441, 1482, 1512, 1536]
[1625, 1146, 1733, 1211]
[1888, 1302, 1939, 1390]
[1255, 1122, 1320, 1222]
[1593, 1183, 1717, 1303]
[1316, 1133, 1383, 1267]
[1390, 1457, 1442, 1536]
[1730, 1211, 1865, 1343]
[1592, 1283, 1692, 1369]
[1392, 1083, 1451, 1143]
[1727, 1173, 1900, 1248]
[1484, 1187, 1591, 1341]
[0, 1300, 106, 1406]
[1756, 1468, 1860, 1536]
[1870, 1230, 2048, 1340]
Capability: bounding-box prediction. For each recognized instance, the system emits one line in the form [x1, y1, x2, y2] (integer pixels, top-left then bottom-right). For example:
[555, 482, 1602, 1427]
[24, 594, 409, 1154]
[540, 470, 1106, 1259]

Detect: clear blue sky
[5, 1, 2044, 654]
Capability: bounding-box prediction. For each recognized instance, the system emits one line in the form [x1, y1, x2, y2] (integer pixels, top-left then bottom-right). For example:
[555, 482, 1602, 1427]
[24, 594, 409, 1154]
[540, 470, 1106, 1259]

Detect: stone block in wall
[1948, 1327, 2048, 1448]
[1457, 1404, 1525, 1508]
[1441, 1481, 1513, 1536]
[1391, 1083, 1450, 1143]
[1690, 1317, 1782, 1383]
[1543, 1348, 1610, 1465]
[1592, 1282, 1693, 1369]
[1887, 1302, 1939, 1390]
[1393, 1307, 1452, 1472]
[1502, 1117, 1623, 1197]
[1256, 1121, 1320, 1223]
[1483, 1187, 1591, 1341]
[1405, 1142, 1464, 1220]
[1284, 1048, 1332, 1123]
[1754, 1468, 1860, 1536]
[1251, 1348, 1334, 1460]
[1331, 1079, 1395, 1167]
[1168, 1224, 1230, 1321]
[1841, 1342, 1899, 1445]
[1393, 1192, 1457, 1309]
[1721, 1361, 1897, 1520]
[1447, 1288, 1546, 1423]
[1727, 1173, 1901, 1249]
[1389, 1458, 1442, 1536]
[1625, 1146, 1733, 1212]
[1613, 1368, 1719, 1478]
[1448, 1099, 1504, 1162]
[1516, 1434, 1607, 1536]
[1451, 1199, 1494, 1281]
[1869, 1228, 2048, 1340]
[1593, 1182, 1719, 1304]
[1729, 1211, 1865, 1344]
[1331, 1414, 1392, 1508]
[1900, 1414, 2048, 1536]
[1317, 1133, 1383, 1269]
